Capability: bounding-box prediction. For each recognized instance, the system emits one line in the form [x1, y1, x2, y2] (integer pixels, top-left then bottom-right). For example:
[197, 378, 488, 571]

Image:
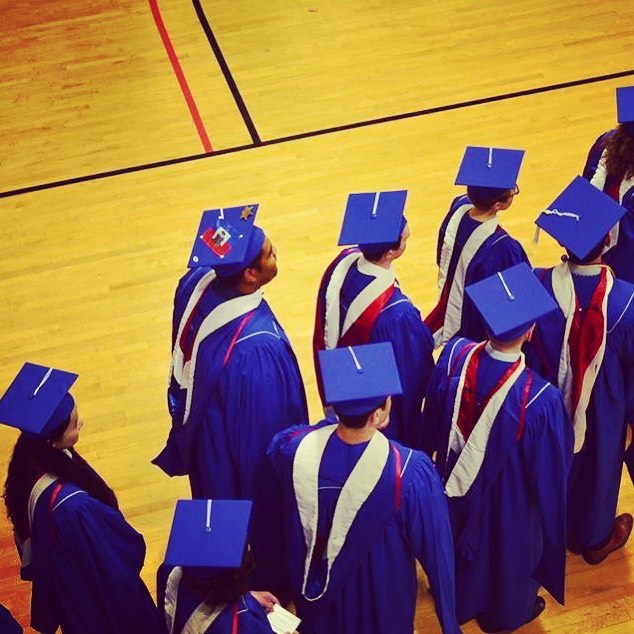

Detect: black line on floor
[192, 0, 261, 144]
[2, 67, 633, 201]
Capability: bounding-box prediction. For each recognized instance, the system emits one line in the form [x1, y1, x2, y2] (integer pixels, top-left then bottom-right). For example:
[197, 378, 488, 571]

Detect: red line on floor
[149, 0, 214, 153]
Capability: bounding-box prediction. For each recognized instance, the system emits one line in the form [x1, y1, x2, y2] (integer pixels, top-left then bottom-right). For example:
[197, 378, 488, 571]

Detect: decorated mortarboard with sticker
[534, 176, 627, 260]
[338, 191, 408, 253]
[188, 205, 265, 277]
[465, 263, 559, 342]
[0, 363, 78, 437]
[617, 86, 634, 124]
[164, 499, 252, 572]
[455, 146, 525, 190]
[318, 343, 403, 417]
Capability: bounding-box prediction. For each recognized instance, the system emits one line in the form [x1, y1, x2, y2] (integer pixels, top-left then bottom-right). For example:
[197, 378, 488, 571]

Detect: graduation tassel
[487, 147, 493, 168]
[370, 192, 380, 219]
[497, 272, 516, 301]
[348, 347, 364, 373]
[205, 500, 212, 533]
[31, 368, 53, 399]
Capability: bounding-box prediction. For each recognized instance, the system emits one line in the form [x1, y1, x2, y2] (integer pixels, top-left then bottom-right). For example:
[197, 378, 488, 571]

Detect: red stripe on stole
[424, 277, 451, 333]
[48, 482, 64, 541]
[313, 248, 360, 404]
[516, 371, 533, 440]
[391, 444, 403, 512]
[178, 292, 209, 363]
[456, 344, 522, 442]
[222, 311, 256, 368]
[568, 269, 608, 415]
[338, 285, 395, 347]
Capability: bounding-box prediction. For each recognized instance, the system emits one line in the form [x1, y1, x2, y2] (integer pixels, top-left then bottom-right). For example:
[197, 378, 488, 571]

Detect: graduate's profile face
[254, 236, 278, 285]
[394, 224, 410, 259]
[52, 406, 82, 450]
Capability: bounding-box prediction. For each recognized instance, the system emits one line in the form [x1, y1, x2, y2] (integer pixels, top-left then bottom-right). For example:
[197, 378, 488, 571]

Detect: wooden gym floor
[0, 1, 633, 631]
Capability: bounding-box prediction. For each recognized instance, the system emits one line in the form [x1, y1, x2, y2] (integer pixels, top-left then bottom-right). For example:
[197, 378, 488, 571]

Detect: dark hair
[336, 399, 387, 429]
[466, 186, 513, 210]
[3, 432, 118, 539]
[360, 238, 402, 262]
[604, 124, 634, 182]
[217, 249, 264, 287]
[182, 549, 254, 607]
[564, 237, 607, 266]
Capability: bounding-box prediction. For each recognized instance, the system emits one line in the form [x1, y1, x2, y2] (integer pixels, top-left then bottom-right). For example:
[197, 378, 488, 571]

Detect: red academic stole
[313, 251, 395, 403]
[454, 343, 531, 443]
[445, 342, 531, 498]
[425, 204, 499, 347]
[567, 269, 609, 427]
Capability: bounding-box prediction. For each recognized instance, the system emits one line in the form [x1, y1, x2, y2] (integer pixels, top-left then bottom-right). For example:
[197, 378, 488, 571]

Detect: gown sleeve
[523, 387, 573, 605]
[400, 454, 461, 634]
[372, 306, 435, 448]
[31, 491, 164, 634]
[218, 338, 308, 499]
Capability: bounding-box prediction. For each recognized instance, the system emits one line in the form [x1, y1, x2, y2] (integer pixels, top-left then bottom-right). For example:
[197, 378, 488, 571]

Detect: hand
[251, 590, 280, 613]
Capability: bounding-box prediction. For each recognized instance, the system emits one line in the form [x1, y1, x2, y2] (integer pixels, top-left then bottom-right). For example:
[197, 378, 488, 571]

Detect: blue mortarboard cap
[338, 191, 408, 253]
[455, 146, 525, 190]
[188, 205, 266, 277]
[535, 176, 627, 260]
[466, 263, 559, 342]
[318, 343, 403, 417]
[164, 499, 252, 572]
[617, 86, 634, 124]
[0, 363, 78, 436]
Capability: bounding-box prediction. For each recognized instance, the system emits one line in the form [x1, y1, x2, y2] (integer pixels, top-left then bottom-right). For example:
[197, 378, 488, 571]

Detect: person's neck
[336, 424, 376, 444]
[469, 207, 497, 222]
[214, 277, 259, 297]
[489, 337, 524, 355]
[364, 255, 392, 270]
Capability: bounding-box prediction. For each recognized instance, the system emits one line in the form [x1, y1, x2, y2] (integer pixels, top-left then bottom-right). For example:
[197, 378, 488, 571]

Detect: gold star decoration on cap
[240, 205, 254, 221]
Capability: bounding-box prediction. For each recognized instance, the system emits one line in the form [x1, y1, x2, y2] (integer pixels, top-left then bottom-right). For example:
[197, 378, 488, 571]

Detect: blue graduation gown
[527, 268, 634, 548]
[259, 421, 460, 634]
[583, 131, 634, 283]
[315, 253, 435, 448]
[421, 338, 573, 630]
[0, 605, 22, 634]
[434, 195, 530, 342]
[28, 481, 163, 634]
[154, 268, 308, 499]
[156, 565, 273, 633]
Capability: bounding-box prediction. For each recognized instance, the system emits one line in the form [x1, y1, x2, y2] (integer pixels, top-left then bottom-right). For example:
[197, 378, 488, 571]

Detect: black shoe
[477, 596, 546, 633]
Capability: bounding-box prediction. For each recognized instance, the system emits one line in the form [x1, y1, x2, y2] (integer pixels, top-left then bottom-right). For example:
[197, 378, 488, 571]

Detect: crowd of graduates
[1, 86, 634, 634]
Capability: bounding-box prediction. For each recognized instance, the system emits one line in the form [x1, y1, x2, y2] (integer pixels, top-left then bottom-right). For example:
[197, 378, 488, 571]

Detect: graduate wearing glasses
[1, 364, 163, 634]
[425, 146, 529, 347]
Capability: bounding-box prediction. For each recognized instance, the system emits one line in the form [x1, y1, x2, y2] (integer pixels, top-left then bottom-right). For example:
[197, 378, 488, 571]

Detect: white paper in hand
[267, 604, 301, 634]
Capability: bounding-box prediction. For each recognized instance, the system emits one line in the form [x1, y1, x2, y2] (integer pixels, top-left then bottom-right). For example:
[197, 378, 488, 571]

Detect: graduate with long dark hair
[1, 363, 164, 634]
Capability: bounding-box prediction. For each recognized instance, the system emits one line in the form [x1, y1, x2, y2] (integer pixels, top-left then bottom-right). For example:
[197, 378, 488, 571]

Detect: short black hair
[564, 238, 606, 265]
[466, 186, 513, 210]
[216, 248, 264, 287]
[336, 398, 388, 429]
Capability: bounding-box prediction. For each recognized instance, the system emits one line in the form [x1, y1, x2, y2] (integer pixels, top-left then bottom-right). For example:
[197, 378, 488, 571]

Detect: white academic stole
[292, 424, 389, 601]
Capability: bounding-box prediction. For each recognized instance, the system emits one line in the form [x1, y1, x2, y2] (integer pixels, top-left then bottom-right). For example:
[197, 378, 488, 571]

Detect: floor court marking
[2, 67, 634, 201]
[192, 0, 261, 144]
[149, 0, 214, 152]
